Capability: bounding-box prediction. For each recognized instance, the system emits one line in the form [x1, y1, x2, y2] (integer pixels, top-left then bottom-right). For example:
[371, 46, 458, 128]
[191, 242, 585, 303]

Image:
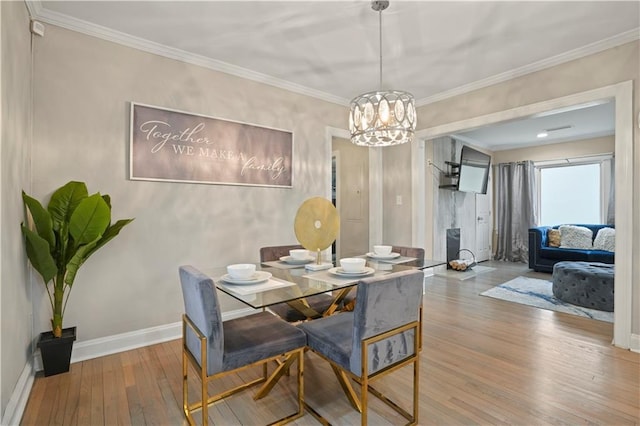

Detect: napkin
[219, 279, 294, 296]
[304, 262, 333, 271]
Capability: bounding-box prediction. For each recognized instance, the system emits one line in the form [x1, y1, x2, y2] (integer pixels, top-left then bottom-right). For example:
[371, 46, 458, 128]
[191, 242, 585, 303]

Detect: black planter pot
[37, 326, 76, 377]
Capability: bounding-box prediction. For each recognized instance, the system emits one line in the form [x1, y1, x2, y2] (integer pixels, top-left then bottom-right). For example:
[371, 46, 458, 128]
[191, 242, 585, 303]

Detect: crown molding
[24, 0, 41, 18]
[28, 2, 350, 107]
[416, 28, 640, 107]
[27, 2, 638, 109]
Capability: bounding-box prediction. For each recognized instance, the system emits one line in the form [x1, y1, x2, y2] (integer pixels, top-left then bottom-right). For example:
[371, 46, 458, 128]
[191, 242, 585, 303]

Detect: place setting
[366, 244, 416, 264]
[278, 249, 315, 265]
[321, 258, 376, 283]
[366, 245, 400, 259]
[261, 248, 317, 269]
[219, 263, 293, 295]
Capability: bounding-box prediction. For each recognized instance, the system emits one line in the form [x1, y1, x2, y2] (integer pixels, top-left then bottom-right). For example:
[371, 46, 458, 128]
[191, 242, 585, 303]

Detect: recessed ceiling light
[537, 125, 572, 139]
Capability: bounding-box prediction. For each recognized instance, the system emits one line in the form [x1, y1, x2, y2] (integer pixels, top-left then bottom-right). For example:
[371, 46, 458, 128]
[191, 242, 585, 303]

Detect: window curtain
[495, 161, 537, 262]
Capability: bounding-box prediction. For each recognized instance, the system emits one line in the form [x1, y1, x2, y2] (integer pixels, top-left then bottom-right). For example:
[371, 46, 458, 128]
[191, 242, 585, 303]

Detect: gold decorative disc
[294, 197, 340, 253]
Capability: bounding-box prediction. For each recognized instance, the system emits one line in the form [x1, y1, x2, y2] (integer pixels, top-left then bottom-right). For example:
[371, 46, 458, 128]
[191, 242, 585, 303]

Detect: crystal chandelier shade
[349, 90, 416, 146]
[349, 1, 416, 147]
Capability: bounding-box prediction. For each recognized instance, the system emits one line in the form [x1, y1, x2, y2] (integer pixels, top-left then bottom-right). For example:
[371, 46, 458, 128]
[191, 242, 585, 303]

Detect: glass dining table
[198, 256, 446, 318]
[196, 255, 445, 402]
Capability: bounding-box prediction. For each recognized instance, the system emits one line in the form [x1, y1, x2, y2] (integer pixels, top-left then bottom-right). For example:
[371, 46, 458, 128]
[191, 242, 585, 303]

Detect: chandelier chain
[379, 8, 383, 90]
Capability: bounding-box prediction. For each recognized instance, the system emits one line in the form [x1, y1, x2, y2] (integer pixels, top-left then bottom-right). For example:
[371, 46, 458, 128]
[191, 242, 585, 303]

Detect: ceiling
[31, 1, 638, 149]
[452, 100, 616, 150]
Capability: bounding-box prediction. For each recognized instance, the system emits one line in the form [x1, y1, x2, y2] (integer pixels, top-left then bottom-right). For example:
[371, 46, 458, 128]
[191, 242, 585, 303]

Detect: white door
[332, 137, 369, 258]
[475, 192, 491, 262]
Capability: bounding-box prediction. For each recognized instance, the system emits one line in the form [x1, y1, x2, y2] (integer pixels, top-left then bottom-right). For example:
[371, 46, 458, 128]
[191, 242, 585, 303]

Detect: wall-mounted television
[457, 145, 491, 194]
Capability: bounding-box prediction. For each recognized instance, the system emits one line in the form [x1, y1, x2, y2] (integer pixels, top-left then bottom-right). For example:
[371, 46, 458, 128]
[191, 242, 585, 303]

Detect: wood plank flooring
[21, 261, 639, 425]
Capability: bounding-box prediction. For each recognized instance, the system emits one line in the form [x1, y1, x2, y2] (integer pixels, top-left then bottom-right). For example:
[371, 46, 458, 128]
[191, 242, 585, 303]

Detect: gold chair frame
[182, 314, 304, 426]
[305, 320, 420, 426]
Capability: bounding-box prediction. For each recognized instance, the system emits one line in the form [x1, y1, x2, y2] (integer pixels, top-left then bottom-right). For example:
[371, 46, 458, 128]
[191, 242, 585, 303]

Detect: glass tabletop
[198, 259, 427, 310]
[363, 256, 446, 269]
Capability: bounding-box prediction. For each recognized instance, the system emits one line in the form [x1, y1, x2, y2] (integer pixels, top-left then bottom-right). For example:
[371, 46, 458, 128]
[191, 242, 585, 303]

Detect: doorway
[331, 136, 370, 259]
[413, 82, 634, 349]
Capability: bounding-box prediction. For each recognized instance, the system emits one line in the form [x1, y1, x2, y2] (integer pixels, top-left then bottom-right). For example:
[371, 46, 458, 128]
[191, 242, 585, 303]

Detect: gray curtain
[495, 161, 537, 262]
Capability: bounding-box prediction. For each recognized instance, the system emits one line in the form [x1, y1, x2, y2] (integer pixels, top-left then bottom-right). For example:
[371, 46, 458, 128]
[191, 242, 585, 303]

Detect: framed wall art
[129, 102, 293, 188]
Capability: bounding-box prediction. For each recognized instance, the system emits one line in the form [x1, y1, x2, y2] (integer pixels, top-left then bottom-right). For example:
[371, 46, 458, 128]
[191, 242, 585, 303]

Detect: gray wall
[29, 24, 345, 341]
[431, 137, 478, 263]
[1, 1, 32, 418]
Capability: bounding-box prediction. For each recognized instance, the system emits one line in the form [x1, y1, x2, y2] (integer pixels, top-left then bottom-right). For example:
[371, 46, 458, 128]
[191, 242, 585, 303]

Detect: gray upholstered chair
[341, 245, 425, 312]
[392, 245, 425, 261]
[299, 269, 424, 425]
[179, 265, 306, 426]
[260, 245, 336, 321]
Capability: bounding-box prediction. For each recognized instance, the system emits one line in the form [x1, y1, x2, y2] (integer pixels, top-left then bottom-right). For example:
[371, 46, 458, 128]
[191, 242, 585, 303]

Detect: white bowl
[226, 263, 256, 280]
[340, 257, 366, 273]
[373, 245, 392, 255]
[289, 249, 309, 260]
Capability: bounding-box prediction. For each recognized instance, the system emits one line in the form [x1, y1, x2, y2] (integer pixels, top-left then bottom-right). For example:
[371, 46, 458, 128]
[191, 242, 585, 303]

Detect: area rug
[481, 276, 613, 322]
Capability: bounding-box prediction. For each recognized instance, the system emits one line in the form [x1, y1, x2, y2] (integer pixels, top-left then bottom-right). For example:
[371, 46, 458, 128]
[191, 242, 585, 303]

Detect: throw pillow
[593, 227, 615, 252]
[559, 225, 593, 249]
[547, 229, 561, 247]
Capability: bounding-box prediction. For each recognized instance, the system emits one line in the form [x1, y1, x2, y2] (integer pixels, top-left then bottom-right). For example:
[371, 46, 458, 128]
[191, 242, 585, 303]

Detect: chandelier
[349, 0, 416, 147]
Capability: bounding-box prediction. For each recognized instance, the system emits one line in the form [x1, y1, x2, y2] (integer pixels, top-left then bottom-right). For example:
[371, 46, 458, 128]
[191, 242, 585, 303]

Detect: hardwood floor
[21, 261, 639, 425]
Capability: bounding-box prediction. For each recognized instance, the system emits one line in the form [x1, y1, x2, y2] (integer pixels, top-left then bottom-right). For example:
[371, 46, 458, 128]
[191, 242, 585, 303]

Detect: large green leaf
[69, 194, 110, 245]
[64, 237, 100, 286]
[48, 181, 88, 232]
[22, 191, 55, 248]
[83, 218, 134, 260]
[22, 225, 57, 284]
[101, 194, 111, 210]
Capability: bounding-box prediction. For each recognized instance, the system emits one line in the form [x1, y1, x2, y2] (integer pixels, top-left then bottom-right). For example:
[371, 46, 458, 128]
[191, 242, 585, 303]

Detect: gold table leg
[253, 352, 298, 400]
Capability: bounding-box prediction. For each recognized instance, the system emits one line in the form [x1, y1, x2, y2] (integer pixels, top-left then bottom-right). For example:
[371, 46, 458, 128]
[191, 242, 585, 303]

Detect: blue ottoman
[551, 261, 614, 312]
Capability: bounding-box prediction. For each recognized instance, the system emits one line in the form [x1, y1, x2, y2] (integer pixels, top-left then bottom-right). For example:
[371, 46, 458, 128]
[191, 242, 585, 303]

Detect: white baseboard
[4, 306, 255, 426]
[1, 362, 35, 426]
[33, 307, 256, 370]
[630, 333, 640, 353]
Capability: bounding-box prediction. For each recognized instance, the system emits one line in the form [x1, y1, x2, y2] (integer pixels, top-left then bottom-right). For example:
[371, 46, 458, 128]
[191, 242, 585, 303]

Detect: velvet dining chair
[299, 269, 424, 425]
[341, 245, 425, 312]
[178, 265, 306, 426]
[260, 245, 336, 321]
[391, 245, 425, 261]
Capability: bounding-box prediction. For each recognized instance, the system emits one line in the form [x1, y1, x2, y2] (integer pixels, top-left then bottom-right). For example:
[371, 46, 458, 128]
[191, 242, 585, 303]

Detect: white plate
[366, 252, 401, 260]
[328, 267, 375, 277]
[220, 271, 272, 285]
[279, 255, 315, 265]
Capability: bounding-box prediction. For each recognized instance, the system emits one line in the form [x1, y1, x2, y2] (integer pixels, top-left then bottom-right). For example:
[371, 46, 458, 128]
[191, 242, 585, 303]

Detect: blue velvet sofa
[528, 224, 615, 273]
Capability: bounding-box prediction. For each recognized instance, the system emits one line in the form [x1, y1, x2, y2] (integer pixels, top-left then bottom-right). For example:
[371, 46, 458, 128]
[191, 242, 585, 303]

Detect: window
[537, 161, 607, 226]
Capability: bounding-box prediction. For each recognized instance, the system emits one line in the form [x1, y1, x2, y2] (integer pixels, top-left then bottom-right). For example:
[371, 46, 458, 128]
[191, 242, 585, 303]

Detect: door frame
[331, 150, 341, 260]
[475, 191, 492, 262]
[412, 81, 634, 349]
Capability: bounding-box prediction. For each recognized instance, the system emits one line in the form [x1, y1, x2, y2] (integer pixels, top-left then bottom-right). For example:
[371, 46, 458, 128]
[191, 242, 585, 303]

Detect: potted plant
[21, 181, 133, 376]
